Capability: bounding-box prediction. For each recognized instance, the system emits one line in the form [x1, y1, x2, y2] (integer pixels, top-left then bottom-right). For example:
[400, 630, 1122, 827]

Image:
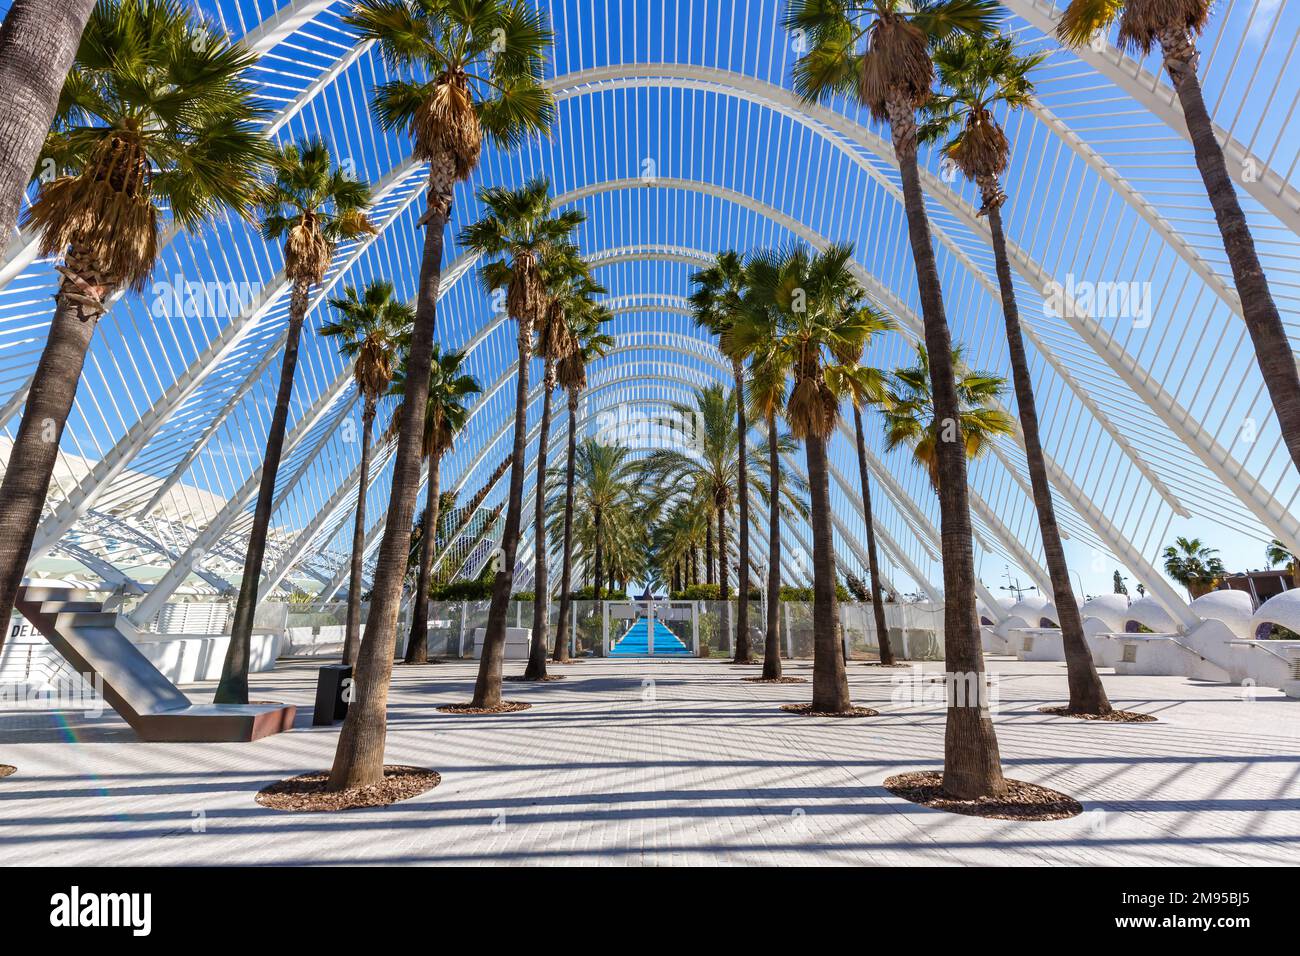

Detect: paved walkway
[2, 657, 1298, 865]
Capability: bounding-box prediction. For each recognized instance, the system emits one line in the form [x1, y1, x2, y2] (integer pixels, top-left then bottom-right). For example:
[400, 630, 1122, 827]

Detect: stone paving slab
[1, 657, 1297, 866]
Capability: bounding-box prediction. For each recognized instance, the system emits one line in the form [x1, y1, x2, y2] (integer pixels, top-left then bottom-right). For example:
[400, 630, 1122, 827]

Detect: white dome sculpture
[1250, 589, 1300, 640]
[1188, 589, 1254, 639]
[1079, 594, 1130, 632]
[1124, 596, 1179, 633]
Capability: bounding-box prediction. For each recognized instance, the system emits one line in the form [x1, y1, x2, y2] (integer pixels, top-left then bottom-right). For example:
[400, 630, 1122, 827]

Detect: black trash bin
[312, 663, 352, 726]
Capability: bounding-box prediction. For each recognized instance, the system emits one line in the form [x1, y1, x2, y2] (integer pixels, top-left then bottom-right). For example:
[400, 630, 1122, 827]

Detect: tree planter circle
[256, 765, 440, 812]
[1039, 706, 1157, 723]
[437, 701, 532, 714]
[780, 703, 879, 717]
[0, 765, 15, 778]
[503, 674, 565, 682]
[741, 676, 807, 684]
[884, 771, 1083, 821]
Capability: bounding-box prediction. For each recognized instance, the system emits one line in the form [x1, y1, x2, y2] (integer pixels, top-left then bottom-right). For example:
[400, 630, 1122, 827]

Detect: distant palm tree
[1059, 0, 1300, 478]
[391, 345, 481, 664]
[1265, 539, 1298, 584]
[521, 248, 604, 678]
[0, 0, 270, 654]
[691, 251, 756, 662]
[216, 137, 375, 705]
[562, 439, 642, 609]
[882, 343, 1014, 492]
[785, 0, 1006, 798]
[1163, 536, 1225, 599]
[331, 0, 554, 790]
[458, 178, 584, 706]
[921, 31, 1110, 715]
[320, 281, 411, 666]
[551, 307, 614, 662]
[0, 0, 97, 246]
[841, 304, 898, 665]
[733, 243, 886, 712]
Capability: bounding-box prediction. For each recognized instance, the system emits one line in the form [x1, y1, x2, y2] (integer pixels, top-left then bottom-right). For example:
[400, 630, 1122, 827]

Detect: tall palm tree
[732, 243, 886, 712]
[551, 309, 614, 662]
[841, 305, 899, 666]
[458, 178, 584, 707]
[786, 0, 1005, 797]
[882, 343, 1015, 489]
[0, 0, 97, 246]
[1162, 536, 1225, 599]
[215, 137, 375, 705]
[521, 248, 604, 678]
[0, 0, 269, 654]
[690, 251, 755, 662]
[394, 344, 481, 664]
[1058, 1, 1300, 479]
[921, 32, 1111, 715]
[320, 280, 411, 666]
[330, 0, 553, 790]
[558, 439, 642, 615]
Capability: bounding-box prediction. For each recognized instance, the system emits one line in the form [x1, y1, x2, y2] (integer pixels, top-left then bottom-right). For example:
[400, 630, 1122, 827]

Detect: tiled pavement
[2, 657, 1297, 865]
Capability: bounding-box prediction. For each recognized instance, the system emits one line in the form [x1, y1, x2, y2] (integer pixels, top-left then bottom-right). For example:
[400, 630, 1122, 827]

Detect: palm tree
[458, 178, 584, 706]
[839, 305, 899, 666]
[320, 280, 411, 666]
[394, 344, 481, 664]
[0, 0, 269, 655]
[732, 243, 886, 712]
[921, 32, 1111, 715]
[1058, 1, 1300, 479]
[690, 251, 755, 662]
[559, 439, 642, 616]
[521, 248, 604, 678]
[0, 0, 97, 246]
[1266, 539, 1297, 585]
[215, 137, 375, 704]
[330, 0, 553, 790]
[882, 343, 1014, 491]
[1163, 536, 1225, 599]
[551, 309, 615, 662]
[786, 0, 1005, 797]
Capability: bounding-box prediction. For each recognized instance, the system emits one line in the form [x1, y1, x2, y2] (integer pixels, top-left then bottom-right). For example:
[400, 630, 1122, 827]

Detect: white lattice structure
[0, 0, 1298, 630]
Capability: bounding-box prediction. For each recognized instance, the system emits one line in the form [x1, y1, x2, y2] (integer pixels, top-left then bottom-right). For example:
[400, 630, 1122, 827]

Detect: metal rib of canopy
[1, 0, 1298, 620]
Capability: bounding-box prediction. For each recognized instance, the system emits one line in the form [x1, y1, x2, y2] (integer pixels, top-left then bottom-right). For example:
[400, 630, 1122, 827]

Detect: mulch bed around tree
[742, 676, 808, 684]
[503, 674, 566, 682]
[0, 765, 15, 778]
[1039, 705, 1157, 723]
[884, 771, 1083, 821]
[255, 765, 440, 812]
[780, 703, 879, 718]
[397, 659, 448, 666]
[436, 701, 532, 715]
[861, 662, 911, 668]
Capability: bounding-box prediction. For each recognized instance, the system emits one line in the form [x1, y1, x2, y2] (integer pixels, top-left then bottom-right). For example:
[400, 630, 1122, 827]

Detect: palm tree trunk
[552, 392, 579, 662]
[705, 521, 714, 586]
[718, 503, 732, 657]
[216, 276, 309, 704]
[987, 200, 1110, 714]
[762, 413, 783, 679]
[0, 0, 96, 245]
[1159, 29, 1300, 475]
[404, 447, 442, 665]
[889, 95, 1004, 799]
[733, 363, 752, 663]
[592, 505, 604, 602]
[852, 405, 894, 666]
[805, 431, 850, 711]
[0, 247, 109, 653]
[524, 361, 557, 680]
[329, 155, 453, 790]
[472, 318, 532, 706]
[342, 399, 376, 666]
